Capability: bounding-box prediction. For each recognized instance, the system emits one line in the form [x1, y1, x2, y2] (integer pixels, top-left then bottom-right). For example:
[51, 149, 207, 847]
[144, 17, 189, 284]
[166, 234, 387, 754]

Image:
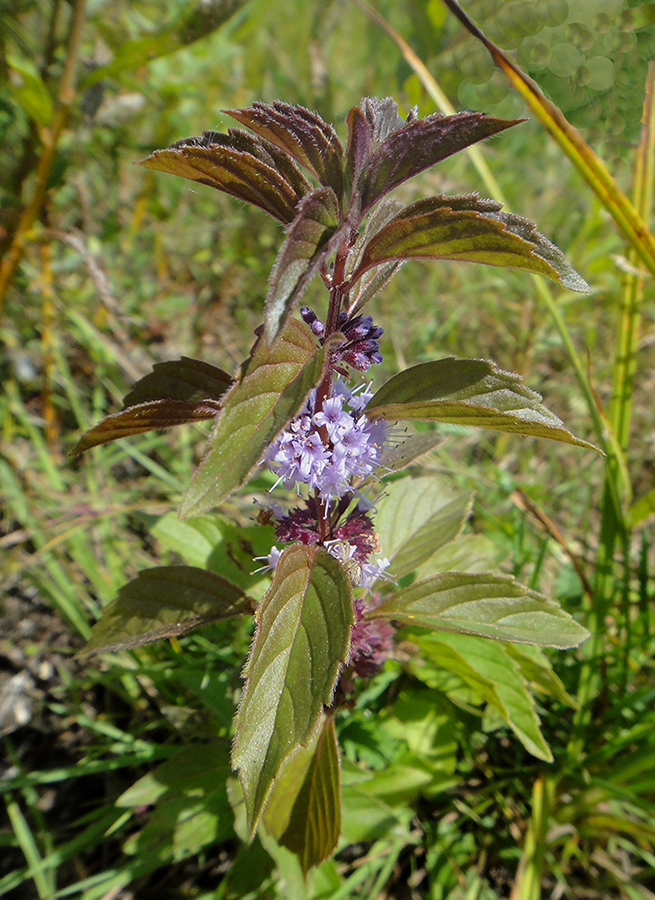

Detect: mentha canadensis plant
[72, 98, 594, 872]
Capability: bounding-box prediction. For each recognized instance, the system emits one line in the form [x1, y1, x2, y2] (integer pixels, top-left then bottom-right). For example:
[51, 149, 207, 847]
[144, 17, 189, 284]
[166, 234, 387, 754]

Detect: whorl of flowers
[262, 377, 389, 503]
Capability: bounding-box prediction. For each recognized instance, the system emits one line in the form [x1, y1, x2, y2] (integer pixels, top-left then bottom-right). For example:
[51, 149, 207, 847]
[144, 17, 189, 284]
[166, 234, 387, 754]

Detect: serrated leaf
[179, 319, 335, 518]
[264, 187, 342, 343]
[351, 194, 590, 292]
[374, 476, 473, 578]
[232, 546, 354, 833]
[226, 101, 344, 197]
[358, 108, 522, 211]
[368, 571, 589, 648]
[123, 357, 233, 406]
[70, 399, 221, 455]
[140, 129, 312, 224]
[415, 633, 552, 760]
[79, 566, 252, 657]
[263, 713, 341, 874]
[367, 357, 598, 450]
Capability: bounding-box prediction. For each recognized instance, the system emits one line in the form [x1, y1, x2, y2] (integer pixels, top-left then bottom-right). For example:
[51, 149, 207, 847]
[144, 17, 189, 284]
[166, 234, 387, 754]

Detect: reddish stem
[314, 236, 352, 543]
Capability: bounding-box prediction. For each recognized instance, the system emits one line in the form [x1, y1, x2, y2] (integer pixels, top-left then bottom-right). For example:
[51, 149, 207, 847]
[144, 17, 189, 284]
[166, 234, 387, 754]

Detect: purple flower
[263, 379, 389, 503]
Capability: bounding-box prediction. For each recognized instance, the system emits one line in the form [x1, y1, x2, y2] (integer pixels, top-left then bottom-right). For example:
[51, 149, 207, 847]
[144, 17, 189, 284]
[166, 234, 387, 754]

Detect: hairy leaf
[226, 101, 344, 198]
[264, 187, 342, 343]
[140, 129, 312, 224]
[367, 358, 597, 449]
[351, 194, 590, 292]
[70, 399, 221, 455]
[123, 357, 233, 406]
[232, 546, 353, 832]
[179, 320, 336, 518]
[263, 714, 341, 874]
[80, 566, 253, 657]
[356, 106, 522, 211]
[374, 476, 473, 579]
[369, 571, 589, 648]
[414, 632, 553, 760]
[71, 358, 233, 454]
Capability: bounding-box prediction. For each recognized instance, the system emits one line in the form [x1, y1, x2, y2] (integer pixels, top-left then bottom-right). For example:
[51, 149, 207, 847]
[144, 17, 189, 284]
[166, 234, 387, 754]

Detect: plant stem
[314, 236, 352, 543]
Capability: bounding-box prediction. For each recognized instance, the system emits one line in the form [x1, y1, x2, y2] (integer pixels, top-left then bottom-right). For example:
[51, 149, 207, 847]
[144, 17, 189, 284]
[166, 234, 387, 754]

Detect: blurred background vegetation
[2, 1, 655, 897]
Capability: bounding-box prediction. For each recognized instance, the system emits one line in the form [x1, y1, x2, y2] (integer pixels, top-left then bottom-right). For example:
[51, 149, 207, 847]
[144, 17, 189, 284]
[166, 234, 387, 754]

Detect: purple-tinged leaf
[79, 566, 253, 657]
[140, 129, 312, 224]
[232, 545, 353, 833]
[123, 357, 233, 406]
[367, 358, 598, 449]
[179, 320, 338, 518]
[360, 96, 412, 143]
[263, 713, 341, 875]
[70, 399, 222, 455]
[368, 571, 589, 648]
[351, 194, 590, 292]
[358, 109, 522, 211]
[264, 187, 343, 343]
[344, 106, 373, 198]
[226, 101, 344, 198]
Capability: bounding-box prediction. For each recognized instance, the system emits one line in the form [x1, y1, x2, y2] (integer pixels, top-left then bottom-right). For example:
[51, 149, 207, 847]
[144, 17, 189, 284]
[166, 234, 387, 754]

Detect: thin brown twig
[0, 0, 87, 314]
[510, 488, 593, 600]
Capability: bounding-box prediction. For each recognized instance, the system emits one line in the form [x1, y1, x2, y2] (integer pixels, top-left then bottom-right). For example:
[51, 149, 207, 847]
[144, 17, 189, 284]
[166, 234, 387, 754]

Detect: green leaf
[368, 571, 590, 648]
[226, 101, 344, 197]
[81, 0, 247, 88]
[504, 644, 577, 708]
[414, 633, 553, 760]
[122, 357, 233, 406]
[367, 357, 598, 449]
[351, 194, 590, 292]
[7, 53, 53, 127]
[264, 187, 342, 343]
[140, 129, 312, 224]
[414, 533, 508, 579]
[119, 743, 234, 863]
[232, 545, 354, 833]
[70, 399, 220, 455]
[263, 714, 341, 875]
[179, 319, 335, 518]
[150, 512, 275, 596]
[79, 566, 253, 657]
[374, 476, 473, 578]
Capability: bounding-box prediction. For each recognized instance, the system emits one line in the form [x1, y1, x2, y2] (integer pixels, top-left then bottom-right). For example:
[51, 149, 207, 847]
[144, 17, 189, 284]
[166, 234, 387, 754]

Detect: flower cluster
[262, 380, 388, 503]
[301, 307, 384, 372]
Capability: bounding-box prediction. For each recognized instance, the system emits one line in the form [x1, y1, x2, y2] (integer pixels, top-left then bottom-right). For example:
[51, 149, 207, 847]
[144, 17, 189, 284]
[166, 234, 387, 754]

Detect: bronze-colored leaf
[140, 129, 312, 224]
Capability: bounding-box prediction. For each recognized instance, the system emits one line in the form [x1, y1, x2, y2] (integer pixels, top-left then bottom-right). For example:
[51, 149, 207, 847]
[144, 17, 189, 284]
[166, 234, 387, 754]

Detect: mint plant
[72, 97, 593, 872]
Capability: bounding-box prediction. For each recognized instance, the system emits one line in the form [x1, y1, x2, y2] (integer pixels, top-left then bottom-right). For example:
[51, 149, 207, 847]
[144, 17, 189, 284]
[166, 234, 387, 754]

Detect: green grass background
[2, 0, 655, 897]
